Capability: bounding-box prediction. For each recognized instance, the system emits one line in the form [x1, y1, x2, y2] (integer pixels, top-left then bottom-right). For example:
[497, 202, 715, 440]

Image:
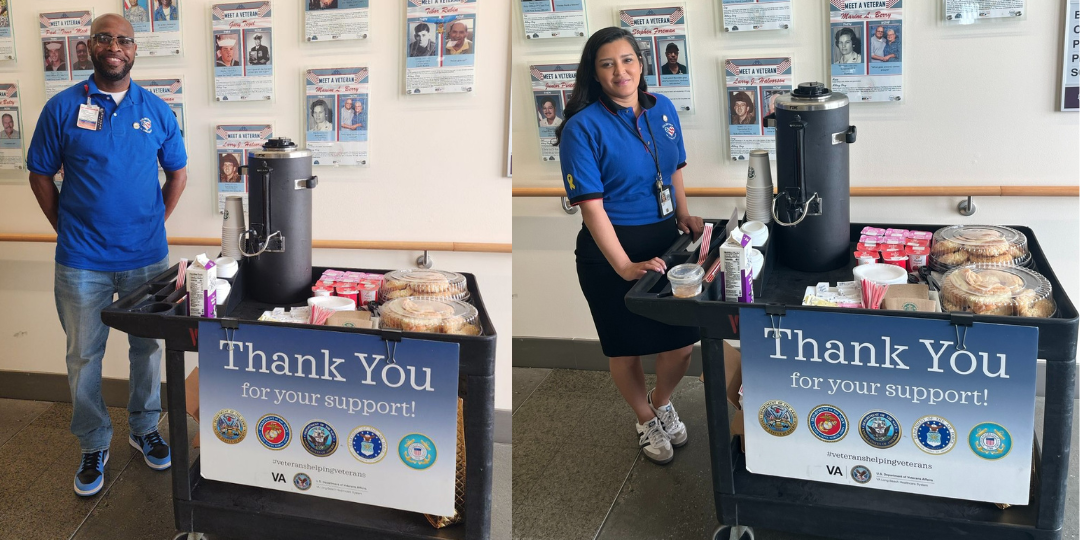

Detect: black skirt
[576, 216, 700, 358]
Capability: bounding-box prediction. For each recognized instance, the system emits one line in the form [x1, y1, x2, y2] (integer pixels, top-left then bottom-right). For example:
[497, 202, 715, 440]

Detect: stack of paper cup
[221, 195, 245, 259]
[746, 150, 774, 224]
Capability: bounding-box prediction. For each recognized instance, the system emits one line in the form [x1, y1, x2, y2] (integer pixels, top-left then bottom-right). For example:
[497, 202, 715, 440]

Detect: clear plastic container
[939, 265, 1056, 318]
[929, 225, 1030, 272]
[668, 263, 704, 298]
[378, 297, 482, 335]
[379, 269, 470, 302]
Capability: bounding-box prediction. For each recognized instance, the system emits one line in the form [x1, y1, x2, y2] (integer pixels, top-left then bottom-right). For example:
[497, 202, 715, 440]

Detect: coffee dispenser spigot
[774, 114, 822, 226]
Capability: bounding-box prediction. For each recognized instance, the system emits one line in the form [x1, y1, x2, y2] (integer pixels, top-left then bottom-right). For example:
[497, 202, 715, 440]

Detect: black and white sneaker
[649, 389, 688, 447]
[636, 417, 674, 465]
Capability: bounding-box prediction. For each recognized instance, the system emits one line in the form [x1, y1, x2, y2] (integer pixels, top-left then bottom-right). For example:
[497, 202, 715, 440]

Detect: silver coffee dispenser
[768, 82, 857, 272]
[239, 138, 319, 304]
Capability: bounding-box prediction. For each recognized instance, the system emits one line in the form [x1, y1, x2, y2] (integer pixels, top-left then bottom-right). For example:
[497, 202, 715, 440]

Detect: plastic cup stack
[221, 195, 246, 259]
[746, 150, 774, 224]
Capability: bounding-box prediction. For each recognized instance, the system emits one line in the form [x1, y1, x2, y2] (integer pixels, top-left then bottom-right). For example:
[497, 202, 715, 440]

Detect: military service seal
[301, 420, 338, 457]
[213, 409, 247, 444]
[850, 465, 872, 484]
[399, 433, 437, 470]
[348, 426, 387, 464]
[256, 414, 291, 450]
[859, 410, 901, 449]
[808, 404, 848, 442]
[912, 415, 956, 455]
[758, 400, 798, 437]
[969, 422, 1012, 460]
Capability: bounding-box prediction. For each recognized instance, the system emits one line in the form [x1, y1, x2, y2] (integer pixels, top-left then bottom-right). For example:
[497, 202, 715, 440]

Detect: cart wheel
[712, 524, 754, 540]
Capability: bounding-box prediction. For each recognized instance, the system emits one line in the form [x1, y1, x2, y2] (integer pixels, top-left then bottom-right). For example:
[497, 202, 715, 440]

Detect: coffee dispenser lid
[776, 82, 849, 112]
[250, 137, 312, 160]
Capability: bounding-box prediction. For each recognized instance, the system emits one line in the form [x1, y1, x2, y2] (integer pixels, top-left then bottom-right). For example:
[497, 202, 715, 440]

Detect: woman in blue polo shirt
[556, 27, 703, 465]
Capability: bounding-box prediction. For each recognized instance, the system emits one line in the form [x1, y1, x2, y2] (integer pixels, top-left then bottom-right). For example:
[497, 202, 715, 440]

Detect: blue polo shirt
[559, 91, 687, 226]
[28, 76, 187, 271]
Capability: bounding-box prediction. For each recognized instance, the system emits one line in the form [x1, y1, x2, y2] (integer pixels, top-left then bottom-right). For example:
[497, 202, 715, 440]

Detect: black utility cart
[102, 265, 497, 540]
[626, 221, 1077, 540]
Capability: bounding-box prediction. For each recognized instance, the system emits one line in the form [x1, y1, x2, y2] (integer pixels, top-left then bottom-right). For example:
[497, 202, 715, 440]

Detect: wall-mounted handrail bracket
[957, 196, 977, 217]
[416, 250, 433, 269]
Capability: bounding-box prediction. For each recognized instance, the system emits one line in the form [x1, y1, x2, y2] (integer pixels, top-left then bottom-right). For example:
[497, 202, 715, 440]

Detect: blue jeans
[54, 257, 170, 453]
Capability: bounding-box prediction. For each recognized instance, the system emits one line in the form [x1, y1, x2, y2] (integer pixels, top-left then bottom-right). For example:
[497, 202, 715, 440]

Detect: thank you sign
[739, 309, 1037, 504]
[198, 322, 460, 516]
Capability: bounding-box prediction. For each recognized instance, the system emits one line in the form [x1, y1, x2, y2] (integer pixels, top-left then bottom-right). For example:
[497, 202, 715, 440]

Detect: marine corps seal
[758, 400, 798, 437]
[256, 414, 291, 450]
[213, 409, 247, 444]
[808, 404, 848, 442]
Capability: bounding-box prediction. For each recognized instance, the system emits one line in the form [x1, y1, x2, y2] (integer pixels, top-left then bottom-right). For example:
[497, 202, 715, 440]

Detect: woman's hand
[676, 214, 705, 240]
[616, 257, 667, 281]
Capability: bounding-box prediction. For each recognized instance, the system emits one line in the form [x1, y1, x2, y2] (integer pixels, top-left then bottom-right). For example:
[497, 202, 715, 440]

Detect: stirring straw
[309, 305, 335, 325]
[175, 259, 188, 291]
[697, 223, 714, 266]
[861, 279, 888, 309]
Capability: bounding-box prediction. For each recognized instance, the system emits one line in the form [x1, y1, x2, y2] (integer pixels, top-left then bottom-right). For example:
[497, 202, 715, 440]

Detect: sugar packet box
[186, 254, 217, 318]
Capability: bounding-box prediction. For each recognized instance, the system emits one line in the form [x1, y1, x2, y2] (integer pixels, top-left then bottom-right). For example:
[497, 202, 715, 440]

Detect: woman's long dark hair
[554, 27, 647, 146]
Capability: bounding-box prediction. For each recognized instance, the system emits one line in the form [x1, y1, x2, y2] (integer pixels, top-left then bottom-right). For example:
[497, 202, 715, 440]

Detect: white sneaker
[636, 417, 674, 465]
[648, 389, 687, 447]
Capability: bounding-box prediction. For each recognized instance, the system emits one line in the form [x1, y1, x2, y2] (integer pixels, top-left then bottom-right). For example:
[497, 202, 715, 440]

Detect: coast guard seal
[398, 433, 437, 470]
[912, 415, 955, 455]
[969, 422, 1012, 460]
[256, 414, 291, 450]
[212, 409, 247, 444]
[808, 405, 848, 442]
[758, 400, 798, 437]
[301, 420, 338, 457]
[348, 426, 387, 464]
[859, 410, 901, 449]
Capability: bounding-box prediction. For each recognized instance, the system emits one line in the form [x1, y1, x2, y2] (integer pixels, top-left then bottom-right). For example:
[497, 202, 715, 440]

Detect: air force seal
[969, 422, 1012, 460]
[808, 405, 848, 442]
[859, 410, 901, 449]
[758, 400, 797, 437]
[213, 409, 247, 444]
[850, 465, 872, 484]
[349, 426, 386, 464]
[301, 420, 338, 457]
[912, 415, 956, 455]
[257, 414, 291, 450]
[293, 473, 312, 491]
[399, 433, 437, 470]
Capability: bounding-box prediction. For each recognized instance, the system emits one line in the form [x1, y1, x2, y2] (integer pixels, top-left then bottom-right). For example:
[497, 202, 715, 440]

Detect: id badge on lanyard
[656, 175, 673, 218]
[77, 86, 103, 131]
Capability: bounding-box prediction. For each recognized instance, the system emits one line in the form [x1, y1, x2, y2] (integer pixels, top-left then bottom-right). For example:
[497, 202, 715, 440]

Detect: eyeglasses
[91, 33, 136, 48]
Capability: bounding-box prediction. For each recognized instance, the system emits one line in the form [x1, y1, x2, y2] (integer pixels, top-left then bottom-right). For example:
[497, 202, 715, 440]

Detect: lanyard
[614, 107, 664, 192]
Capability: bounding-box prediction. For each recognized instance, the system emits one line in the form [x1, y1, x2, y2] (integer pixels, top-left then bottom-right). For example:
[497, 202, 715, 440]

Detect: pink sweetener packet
[861, 226, 885, 235]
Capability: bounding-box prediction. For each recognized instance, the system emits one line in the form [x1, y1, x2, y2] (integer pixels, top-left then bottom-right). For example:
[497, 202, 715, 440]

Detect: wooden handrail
[513, 186, 1080, 198]
[0, 234, 512, 253]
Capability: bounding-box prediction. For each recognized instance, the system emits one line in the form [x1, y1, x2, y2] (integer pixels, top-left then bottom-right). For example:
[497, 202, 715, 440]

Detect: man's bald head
[91, 14, 135, 37]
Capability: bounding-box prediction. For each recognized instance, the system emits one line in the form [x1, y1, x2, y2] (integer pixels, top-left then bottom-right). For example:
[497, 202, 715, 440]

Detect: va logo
[271, 472, 286, 483]
[293, 473, 312, 491]
[826, 465, 843, 476]
[851, 465, 872, 484]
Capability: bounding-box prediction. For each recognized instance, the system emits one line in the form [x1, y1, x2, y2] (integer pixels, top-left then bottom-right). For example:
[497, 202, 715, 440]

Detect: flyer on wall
[521, 0, 587, 40]
[134, 78, 186, 163]
[405, 0, 477, 95]
[1061, 0, 1078, 111]
[0, 1, 16, 61]
[0, 82, 23, 170]
[721, 0, 792, 32]
[617, 5, 693, 112]
[944, 0, 1025, 23]
[122, 0, 182, 56]
[530, 63, 577, 162]
[197, 322, 461, 516]
[829, 0, 903, 103]
[212, 2, 273, 102]
[305, 0, 369, 42]
[739, 309, 1039, 505]
[724, 57, 792, 160]
[40, 10, 94, 101]
[215, 123, 272, 214]
[305, 67, 369, 167]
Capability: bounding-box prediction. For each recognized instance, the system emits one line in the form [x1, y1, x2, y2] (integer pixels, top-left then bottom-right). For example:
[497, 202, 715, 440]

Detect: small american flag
[354, 68, 368, 82]
[40, 15, 52, 28]
[530, 66, 544, 81]
[409, 0, 423, 6]
[619, 11, 635, 26]
[212, 6, 226, 19]
[669, 8, 684, 24]
[124, 0, 132, 9]
[306, 71, 320, 84]
[259, 126, 273, 139]
[830, 0, 846, 10]
[216, 127, 229, 140]
[257, 3, 271, 17]
[80, 13, 92, 25]
[885, 0, 900, 7]
[725, 61, 740, 76]
[169, 81, 182, 93]
[5, 84, 16, 97]
[775, 59, 790, 74]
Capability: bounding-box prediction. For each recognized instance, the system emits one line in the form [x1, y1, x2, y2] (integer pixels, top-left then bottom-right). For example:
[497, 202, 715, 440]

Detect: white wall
[511, 0, 1079, 341]
[0, 1, 513, 410]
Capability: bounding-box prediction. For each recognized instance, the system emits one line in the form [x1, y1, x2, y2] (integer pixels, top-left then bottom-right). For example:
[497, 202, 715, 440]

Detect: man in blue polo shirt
[27, 13, 188, 497]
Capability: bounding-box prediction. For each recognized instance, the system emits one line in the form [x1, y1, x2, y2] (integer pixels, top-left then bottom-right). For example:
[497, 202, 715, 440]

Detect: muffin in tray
[379, 297, 481, 335]
[939, 265, 1055, 318]
[379, 269, 470, 302]
[929, 225, 1030, 272]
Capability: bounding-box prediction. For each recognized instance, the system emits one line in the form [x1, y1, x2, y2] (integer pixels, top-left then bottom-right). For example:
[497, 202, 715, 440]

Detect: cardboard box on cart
[701, 339, 745, 453]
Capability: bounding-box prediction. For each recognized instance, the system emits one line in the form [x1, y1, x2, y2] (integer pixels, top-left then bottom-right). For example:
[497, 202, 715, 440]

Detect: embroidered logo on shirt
[663, 122, 677, 140]
[566, 173, 576, 190]
[140, 117, 152, 134]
